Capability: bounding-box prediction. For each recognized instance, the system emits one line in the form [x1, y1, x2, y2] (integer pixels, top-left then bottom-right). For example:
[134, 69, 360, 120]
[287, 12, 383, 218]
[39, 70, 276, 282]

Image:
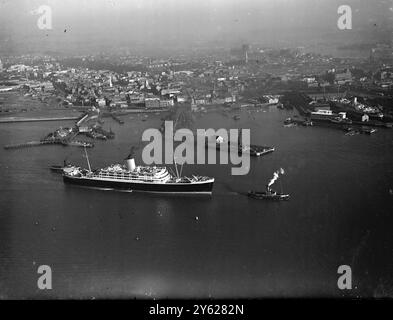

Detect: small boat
[302, 120, 313, 126]
[233, 115, 240, 120]
[283, 118, 297, 127]
[330, 117, 352, 125]
[50, 160, 72, 173]
[360, 127, 377, 135]
[342, 125, 353, 132]
[345, 130, 359, 136]
[248, 187, 290, 201]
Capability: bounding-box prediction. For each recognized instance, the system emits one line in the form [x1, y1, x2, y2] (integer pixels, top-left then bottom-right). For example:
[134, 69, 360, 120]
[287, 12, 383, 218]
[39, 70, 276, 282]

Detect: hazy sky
[0, 0, 392, 55]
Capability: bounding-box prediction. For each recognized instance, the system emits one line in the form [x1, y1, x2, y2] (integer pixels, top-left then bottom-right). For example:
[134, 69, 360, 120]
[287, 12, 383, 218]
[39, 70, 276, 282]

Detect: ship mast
[84, 146, 92, 172]
[174, 157, 180, 178]
[179, 162, 184, 177]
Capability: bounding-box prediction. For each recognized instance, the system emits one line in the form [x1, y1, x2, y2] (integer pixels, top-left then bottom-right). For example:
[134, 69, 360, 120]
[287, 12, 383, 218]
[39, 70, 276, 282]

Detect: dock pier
[4, 138, 94, 150]
[4, 140, 60, 150]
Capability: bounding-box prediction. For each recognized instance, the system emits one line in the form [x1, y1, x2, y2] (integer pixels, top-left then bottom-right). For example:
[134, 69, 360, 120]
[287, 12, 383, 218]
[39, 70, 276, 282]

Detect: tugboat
[50, 159, 73, 173]
[248, 186, 290, 201]
[248, 168, 290, 200]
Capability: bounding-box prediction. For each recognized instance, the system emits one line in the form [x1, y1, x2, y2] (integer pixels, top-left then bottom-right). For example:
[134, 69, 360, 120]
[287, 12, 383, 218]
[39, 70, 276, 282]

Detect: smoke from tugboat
[267, 168, 285, 189]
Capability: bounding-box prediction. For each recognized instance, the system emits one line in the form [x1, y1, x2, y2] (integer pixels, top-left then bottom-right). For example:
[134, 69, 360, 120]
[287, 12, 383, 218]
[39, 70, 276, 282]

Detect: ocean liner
[62, 148, 214, 194]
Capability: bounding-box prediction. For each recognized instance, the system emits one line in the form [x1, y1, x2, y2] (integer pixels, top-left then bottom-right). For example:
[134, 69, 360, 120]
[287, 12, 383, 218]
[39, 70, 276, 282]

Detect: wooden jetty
[4, 140, 59, 150]
[4, 138, 93, 150]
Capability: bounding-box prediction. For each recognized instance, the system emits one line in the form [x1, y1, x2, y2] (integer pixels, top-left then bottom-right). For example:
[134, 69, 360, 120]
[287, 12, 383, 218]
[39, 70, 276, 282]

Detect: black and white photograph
[0, 0, 392, 305]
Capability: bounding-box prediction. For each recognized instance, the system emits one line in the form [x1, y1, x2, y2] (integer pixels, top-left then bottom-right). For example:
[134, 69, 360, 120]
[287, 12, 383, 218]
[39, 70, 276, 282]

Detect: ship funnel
[126, 158, 136, 171]
[125, 145, 137, 171]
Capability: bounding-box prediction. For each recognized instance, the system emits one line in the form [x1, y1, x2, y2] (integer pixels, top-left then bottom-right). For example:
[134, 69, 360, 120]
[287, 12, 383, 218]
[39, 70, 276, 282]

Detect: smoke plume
[268, 168, 285, 187]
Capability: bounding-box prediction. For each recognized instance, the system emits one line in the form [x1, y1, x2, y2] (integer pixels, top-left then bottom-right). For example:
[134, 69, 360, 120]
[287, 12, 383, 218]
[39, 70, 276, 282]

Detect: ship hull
[63, 175, 214, 194]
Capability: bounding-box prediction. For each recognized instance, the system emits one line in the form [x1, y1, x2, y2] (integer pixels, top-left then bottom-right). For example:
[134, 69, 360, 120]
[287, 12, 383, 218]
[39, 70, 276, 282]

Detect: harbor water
[0, 106, 392, 298]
